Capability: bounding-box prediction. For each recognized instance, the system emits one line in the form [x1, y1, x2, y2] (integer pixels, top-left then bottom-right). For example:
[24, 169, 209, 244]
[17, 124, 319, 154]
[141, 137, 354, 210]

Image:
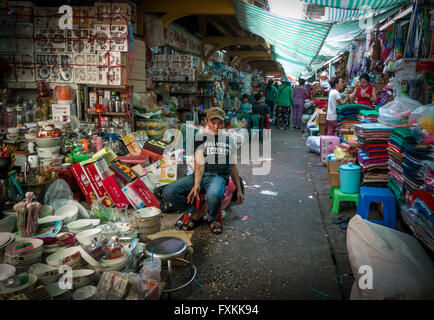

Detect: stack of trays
[0, 232, 16, 261]
[4, 239, 44, 272]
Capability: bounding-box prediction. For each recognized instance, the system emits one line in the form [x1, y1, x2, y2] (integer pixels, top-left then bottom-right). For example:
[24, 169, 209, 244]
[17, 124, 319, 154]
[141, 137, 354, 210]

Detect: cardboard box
[52, 104, 71, 123]
[328, 172, 340, 187]
[128, 178, 160, 208]
[318, 111, 327, 124]
[102, 175, 129, 206]
[70, 163, 98, 204]
[122, 184, 145, 209]
[82, 160, 113, 207]
[320, 136, 340, 165]
[109, 160, 138, 183]
[160, 159, 177, 182]
[319, 123, 326, 136]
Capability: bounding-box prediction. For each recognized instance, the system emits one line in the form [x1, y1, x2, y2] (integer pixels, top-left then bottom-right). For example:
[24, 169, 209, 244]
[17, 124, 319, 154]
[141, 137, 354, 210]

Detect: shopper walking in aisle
[292, 79, 308, 130]
[275, 76, 293, 130]
[263, 79, 277, 124]
[348, 73, 377, 108]
[326, 77, 350, 136]
[252, 93, 272, 129]
[162, 108, 244, 234]
[236, 94, 252, 114]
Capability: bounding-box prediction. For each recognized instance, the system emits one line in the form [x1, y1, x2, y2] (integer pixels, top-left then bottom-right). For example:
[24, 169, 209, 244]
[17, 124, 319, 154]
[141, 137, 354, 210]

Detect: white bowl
[67, 220, 93, 234]
[7, 127, 19, 134]
[55, 205, 78, 220]
[37, 146, 60, 158]
[24, 133, 36, 141]
[45, 282, 72, 300]
[0, 274, 38, 295]
[35, 137, 61, 148]
[39, 205, 54, 218]
[0, 264, 15, 282]
[28, 263, 60, 286]
[76, 228, 102, 246]
[38, 215, 63, 226]
[46, 247, 81, 268]
[73, 285, 97, 300]
[71, 269, 94, 289]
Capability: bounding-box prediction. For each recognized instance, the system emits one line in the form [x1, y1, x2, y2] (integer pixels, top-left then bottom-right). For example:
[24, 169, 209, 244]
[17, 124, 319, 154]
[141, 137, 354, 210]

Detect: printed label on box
[70, 163, 97, 204]
[102, 175, 129, 206]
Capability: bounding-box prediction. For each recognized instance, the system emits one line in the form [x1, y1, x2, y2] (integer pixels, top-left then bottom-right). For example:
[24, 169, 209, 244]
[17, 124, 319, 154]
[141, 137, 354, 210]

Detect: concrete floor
[161, 127, 356, 300]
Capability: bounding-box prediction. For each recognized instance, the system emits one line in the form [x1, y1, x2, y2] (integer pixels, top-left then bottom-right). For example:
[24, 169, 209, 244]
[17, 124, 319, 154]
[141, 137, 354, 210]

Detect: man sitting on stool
[162, 107, 245, 234]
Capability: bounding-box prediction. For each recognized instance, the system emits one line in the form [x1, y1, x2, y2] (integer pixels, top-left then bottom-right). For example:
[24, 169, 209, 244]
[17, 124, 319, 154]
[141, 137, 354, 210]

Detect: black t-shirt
[194, 132, 237, 178]
[252, 102, 269, 116]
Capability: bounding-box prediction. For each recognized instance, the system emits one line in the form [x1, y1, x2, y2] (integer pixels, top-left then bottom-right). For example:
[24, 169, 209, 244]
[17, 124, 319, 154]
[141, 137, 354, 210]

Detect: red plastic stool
[183, 194, 223, 225]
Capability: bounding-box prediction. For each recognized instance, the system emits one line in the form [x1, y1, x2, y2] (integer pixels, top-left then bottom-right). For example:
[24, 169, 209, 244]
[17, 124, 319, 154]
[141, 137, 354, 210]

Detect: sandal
[208, 220, 223, 234]
[182, 215, 203, 231]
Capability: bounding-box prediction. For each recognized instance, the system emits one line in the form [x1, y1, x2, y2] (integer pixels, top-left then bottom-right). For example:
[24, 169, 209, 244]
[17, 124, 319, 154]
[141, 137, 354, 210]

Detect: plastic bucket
[339, 163, 361, 194]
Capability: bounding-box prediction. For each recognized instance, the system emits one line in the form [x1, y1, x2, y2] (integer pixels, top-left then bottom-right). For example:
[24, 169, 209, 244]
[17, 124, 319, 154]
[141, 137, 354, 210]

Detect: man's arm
[230, 164, 244, 204]
[187, 149, 205, 204]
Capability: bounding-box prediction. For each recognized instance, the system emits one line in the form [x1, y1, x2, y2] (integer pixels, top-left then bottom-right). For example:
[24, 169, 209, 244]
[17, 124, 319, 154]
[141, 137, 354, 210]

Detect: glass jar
[6, 107, 16, 128]
[15, 106, 25, 125]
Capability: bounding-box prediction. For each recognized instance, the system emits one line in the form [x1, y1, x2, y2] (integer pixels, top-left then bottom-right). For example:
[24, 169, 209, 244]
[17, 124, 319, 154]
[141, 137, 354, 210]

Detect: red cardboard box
[83, 161, 112, 207]
[102, 175, 129, 206]
[129, 178, 160, 208]
[70, 163, 98, 204]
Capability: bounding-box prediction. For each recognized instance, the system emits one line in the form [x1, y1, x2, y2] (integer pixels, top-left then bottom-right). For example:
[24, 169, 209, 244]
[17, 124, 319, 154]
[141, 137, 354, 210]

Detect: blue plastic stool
[356, 187, 397, 229]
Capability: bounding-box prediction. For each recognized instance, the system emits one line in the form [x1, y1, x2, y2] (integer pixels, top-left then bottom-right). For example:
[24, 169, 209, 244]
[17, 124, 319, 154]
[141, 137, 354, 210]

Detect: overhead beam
[143, 0, 234, 26]
[238, 57, 274, 70]
[228, 50, 270, 66]
[207, 17, 234, 37]
[202, 37, 267, 62]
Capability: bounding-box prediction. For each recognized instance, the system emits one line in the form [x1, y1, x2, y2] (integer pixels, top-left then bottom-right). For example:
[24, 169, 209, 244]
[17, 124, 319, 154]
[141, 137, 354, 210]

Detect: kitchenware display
[55, 205, 78, 224]
[0, 216, 16, 233]
[76, 228, 102, 246]
[46, 246, 82, 269]
[37, 215, 63, 227]
[71, 269, 94, 289]
[28, 263, 60, 285]
[66, 220, 93, 234]
[45, 282, 72, 300]
[34, 137, 61, 148]
[4, 238, 44, 271]
[0, 264, 15, 282]
[39, 205, 54, 218]
[37, 146, 61, 158]
[0, 274, 38, 297]
[72, 285, 97, 300]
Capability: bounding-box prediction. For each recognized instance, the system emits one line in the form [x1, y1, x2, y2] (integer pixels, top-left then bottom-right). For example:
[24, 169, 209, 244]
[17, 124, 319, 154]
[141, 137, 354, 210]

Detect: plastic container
[140, 257, 161, 283]
[339, 163, 361, 194]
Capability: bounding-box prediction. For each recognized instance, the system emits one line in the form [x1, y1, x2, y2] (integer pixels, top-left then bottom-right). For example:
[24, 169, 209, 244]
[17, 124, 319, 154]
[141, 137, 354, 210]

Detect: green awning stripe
[299, 0, 410, 9]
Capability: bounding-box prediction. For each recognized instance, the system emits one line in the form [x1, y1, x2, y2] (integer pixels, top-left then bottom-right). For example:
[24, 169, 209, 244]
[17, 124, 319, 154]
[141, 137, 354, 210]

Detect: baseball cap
[206, 107, 225, 121]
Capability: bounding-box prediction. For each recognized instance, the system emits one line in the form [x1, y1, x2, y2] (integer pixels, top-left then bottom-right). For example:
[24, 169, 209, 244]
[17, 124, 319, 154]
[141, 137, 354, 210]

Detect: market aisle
[169, 127, 343, 300]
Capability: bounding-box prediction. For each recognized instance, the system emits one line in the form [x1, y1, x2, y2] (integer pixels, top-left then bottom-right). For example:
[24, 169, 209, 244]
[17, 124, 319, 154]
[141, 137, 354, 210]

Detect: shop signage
[164, 24, 201, 56]
[164, 24, 226, 62]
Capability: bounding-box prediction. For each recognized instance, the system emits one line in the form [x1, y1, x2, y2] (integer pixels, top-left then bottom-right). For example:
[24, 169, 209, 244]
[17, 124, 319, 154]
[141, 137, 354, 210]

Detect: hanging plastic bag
[379, 94, 423, 125]
[44, 179, 73, 207]
[408, 105, 434, 145]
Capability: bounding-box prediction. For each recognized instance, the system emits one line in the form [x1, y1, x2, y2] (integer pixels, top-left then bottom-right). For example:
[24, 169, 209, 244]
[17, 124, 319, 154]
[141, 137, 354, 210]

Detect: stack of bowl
[55, 205, 78, 225]
[3, 238, 44, 272]
[72, 285, 97, 300]
[28, 263, 61, 286]
[66, 220, 96, 234]
[134, 207, 162, 241]
[0, 232, 15, 261]
[35, 136, 63, 167]
[46, 246, 82, 269]
[0, 216, 16, 233]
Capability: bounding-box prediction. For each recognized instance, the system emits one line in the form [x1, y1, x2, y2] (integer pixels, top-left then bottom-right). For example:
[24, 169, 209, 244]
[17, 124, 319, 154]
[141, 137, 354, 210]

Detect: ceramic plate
[38, 216, 63, 226]
[0, 264, 15, 281]
[0, 274, 37, 294]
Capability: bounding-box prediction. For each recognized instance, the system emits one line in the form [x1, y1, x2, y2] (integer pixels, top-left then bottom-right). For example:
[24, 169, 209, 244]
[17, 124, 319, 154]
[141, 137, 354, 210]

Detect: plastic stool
[356, 187, 397, 229]
[331, 188, 359, 214]
[310, 127, 319, 136]
[329, 186, 338, 200]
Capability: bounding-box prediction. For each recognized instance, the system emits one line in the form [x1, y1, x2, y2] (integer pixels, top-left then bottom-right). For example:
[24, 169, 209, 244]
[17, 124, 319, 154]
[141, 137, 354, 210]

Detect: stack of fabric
[387, 127, 416, 205]
[402, 143, 433, 197]
[336, 104, 373, 137]
[358, 109, 379, 123]
[354, 123, 394, 186]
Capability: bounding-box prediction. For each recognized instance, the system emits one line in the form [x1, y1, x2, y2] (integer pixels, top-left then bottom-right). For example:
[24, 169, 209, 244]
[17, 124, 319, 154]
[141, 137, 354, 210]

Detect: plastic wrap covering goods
[347, 215, 434, 300]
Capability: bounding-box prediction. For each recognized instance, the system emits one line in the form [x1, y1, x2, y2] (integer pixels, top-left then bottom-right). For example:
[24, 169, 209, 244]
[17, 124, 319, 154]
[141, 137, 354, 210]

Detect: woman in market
[236, 94, 252, 114]
[274, 76, 293, 129]
[326, 77, 350, 136]
[263, 79, 277, 124]
[348, 73, 377, 108]
[292, 79, 308, 130]
[156, 94, 170, 115]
